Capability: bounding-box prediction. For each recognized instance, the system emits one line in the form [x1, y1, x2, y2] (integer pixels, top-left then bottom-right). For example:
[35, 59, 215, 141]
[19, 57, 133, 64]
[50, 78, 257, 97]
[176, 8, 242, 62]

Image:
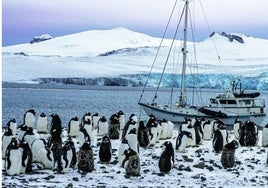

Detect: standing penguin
[262, 123, 268, 147]
[99, 135, 112, 163]
[2, 125, 14, 159]
[6, 118, 17, 136]
[122, 148, 140, 177]
[31, 138, 47, 162]
[125, 128, 138, 153]
[176, 131, 193, 153]
[38, 146, 54, 169]
[20, 140, 33, 174]
[239, 121, 258, 146]
[49, 113, 63, 173]
[221, 140, 239, 168]
[108, 114, 120, 139]
[77, 126, 91, 147]
[97, 116, 109, 136]
[68, 116, 80, 137]
[22, 127, 38, 148]
[159, 119, 169, 140]
[118, 137, 130, 167]
[18, 109, 36, 141]
[122, 118, 137, 140]
[81, 112, 92, 127]
[233, 119, 242, 140]
[5, 138, 22, 176]
[158, 141, 174, 173]
[138, 121, 149, 148]
[192, 117, 203, 145]
[91, 113, 100, 130]
[212, 123, 228, 153]
[117, 110, 126, 139]
[61, 140, 74, 171]
[36, 113, 48, 134]
[78, 139, 94, 173]
[65, 137, 77, 169]
[202, 120, 212, 140]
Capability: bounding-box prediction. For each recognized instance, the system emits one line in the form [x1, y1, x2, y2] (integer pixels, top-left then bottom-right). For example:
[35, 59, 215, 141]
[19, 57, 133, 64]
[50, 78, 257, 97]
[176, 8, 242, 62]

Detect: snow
[2, 27, 268, 89]
[2, 126, 268, 187]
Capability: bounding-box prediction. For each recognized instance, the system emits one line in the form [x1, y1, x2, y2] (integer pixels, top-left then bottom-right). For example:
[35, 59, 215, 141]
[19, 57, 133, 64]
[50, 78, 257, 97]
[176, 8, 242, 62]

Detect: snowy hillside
[2, 27, 268, 89]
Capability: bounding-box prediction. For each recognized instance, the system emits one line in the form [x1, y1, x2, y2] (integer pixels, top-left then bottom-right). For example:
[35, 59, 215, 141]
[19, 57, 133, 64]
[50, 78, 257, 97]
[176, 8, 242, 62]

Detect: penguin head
[117, 110, 124, 116]
[129, 114, 138, 123]
[161, 141, 173, 151]
[83, 119, 91, 125]
[7, 118, 16, 126]
[124, 148, 137, 157]
[27, 109, 36, 116]
[40, 113, 46, 118]
[161, 119, 167, 123]
[185, 132, 193, 139]
[224, 140, 239, 150]
[138, 121, 146, 129]
[92, 112, 99, 117]
[9, 137, 19, 149]
[100, 116, 107, 122]
[102, 134, 111, 143]
[109, 114, 119, 124]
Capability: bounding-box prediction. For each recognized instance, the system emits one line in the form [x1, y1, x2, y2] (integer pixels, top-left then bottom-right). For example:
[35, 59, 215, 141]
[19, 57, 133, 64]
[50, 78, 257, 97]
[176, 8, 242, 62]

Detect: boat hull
[139, 102, 266, 126]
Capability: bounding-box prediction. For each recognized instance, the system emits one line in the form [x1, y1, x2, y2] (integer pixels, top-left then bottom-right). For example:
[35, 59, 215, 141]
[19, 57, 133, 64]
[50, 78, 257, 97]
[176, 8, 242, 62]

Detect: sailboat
[138, 0, 266, 126]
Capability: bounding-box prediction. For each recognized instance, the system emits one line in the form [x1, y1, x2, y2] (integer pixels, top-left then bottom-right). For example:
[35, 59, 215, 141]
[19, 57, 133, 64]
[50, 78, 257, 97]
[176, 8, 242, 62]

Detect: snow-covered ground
[2, 28, 268, 89]
[2, 126, 267, 187]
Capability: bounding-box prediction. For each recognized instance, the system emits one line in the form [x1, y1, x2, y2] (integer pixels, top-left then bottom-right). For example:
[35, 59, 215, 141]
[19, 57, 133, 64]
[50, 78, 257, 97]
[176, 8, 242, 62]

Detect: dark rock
[73, 177, 79, 181]
[66, 183, 73, 188]
[193, 162, 205, 169]
[44, 175, 55, 180]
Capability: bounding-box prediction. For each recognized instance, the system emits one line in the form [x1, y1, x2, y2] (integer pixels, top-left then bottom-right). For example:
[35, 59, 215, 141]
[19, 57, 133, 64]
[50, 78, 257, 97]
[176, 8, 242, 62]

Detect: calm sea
[2, 83, 268, 128]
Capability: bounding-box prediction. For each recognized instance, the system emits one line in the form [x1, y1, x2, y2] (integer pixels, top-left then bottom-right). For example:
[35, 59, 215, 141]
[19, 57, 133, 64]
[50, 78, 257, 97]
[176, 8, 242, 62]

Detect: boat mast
[179, 0, 189, 106]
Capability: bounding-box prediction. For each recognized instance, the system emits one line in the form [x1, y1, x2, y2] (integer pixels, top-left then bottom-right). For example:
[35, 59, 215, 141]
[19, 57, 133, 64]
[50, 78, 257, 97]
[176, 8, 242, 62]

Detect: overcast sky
[3, 0, 268, 46]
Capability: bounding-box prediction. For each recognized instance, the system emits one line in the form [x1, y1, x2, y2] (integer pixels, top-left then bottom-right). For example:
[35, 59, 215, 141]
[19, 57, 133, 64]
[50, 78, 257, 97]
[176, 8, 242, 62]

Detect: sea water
[2, 83, 268, 128]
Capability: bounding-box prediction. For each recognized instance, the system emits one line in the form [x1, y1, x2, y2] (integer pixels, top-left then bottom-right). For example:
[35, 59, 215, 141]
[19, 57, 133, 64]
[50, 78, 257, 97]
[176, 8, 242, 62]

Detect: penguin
[122, 118, 137, 140]
[68, 116, 80, 137]
[125, 128, 138, 153]
[78, 139, 94, 173]
[61, 140, 74, 171]
[22, 127, 38, 148]
[179, 118, 191, 134]
[77, 126, 91, 147]
[99, 135, 112, 163]
[262, 123, 268, 147]
[5, 138, 22, 176]
[212, 123, 228, 153]
[20, 140, 33, 173]
[6, 118, 17, 136]
[81, 112, 92, 127]
[38, 146, 54, 169]
[65, 137, 77, 169]
[243, 121, 258, 146]
[97, 116, 108, 136]
[31, 138, 47, 162]
[118, 137, 130, 167]
[181, 123, 196, 147]
[176, 131, 193, 153]
[122, 148, 140, 177]
[138, 121, 149, 148]
[158, 141, 174, 173]
[233, 118, 242, 140]
[148, 123, 160, 146]
[221, 140, 239, 168]
[159, 119, 169, 140]
[18, 109, 36, 141]
[192, 117, 203, 145]
[50, 113, 62, 138]
[166, 120, 174, 139]
[108, 113, 120, 139]
[48, 136, 63, 173]
[117, 110, 126, 139]
[202, 120, 212, 140]
[91, 112, 100, 130]
[2, 125, 14, 159]
[23, 109, 36, 128]
[36, 112, 48, 134]
[82, 119, 93, 141]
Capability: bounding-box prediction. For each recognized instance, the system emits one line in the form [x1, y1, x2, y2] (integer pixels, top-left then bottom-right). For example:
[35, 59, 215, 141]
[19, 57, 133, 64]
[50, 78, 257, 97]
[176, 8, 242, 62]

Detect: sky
[2, 0, 268, 46]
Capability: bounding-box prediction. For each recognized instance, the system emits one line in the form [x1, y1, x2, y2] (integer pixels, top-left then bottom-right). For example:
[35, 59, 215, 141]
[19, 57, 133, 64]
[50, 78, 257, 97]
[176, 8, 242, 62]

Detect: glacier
[2, 27, 268, 90]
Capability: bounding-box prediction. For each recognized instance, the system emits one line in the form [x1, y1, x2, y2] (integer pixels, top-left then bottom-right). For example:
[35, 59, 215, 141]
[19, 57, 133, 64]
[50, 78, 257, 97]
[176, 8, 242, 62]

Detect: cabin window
[227, 100, 237, 104]
[219, 100, 227, 104]
[243, 100, 251, 105]
[210, 99, 218, 104]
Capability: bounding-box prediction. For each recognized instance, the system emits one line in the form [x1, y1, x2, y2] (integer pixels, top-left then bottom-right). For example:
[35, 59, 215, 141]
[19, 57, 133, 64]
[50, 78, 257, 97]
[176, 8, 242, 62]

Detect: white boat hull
[139, 102, 266, 126]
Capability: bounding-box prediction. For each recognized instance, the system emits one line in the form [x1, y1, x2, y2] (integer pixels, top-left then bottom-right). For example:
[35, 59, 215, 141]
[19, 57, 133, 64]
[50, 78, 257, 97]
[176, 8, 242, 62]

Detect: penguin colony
[2, 109, 267, 178]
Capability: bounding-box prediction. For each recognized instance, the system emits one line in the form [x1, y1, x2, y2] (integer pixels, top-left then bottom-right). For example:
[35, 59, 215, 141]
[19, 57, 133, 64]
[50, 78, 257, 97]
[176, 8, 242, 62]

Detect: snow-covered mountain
[2, 27, 268, 90]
